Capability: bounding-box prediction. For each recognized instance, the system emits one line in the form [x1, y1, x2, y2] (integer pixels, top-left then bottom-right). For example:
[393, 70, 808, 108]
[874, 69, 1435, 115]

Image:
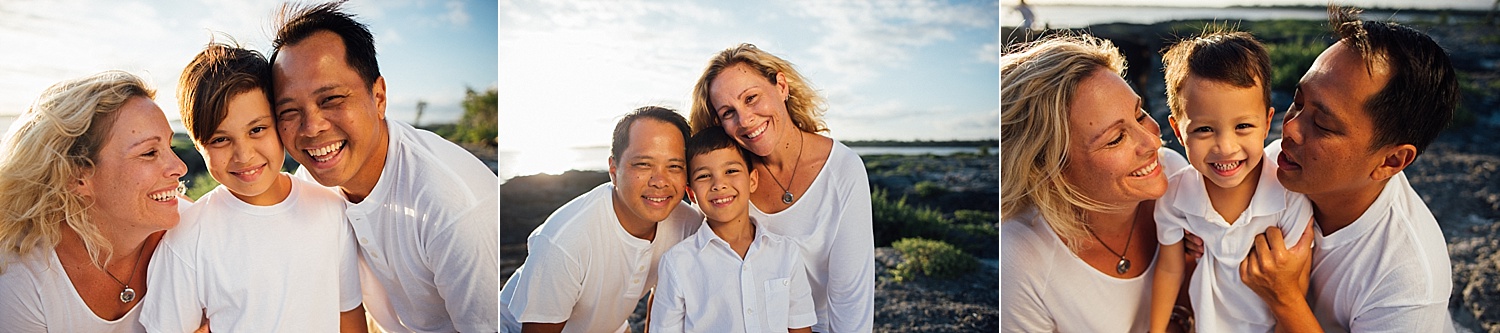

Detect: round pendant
[119, 287, 136, 303]
[781, 191, 794, 204]
[1116, 258, 1131, 275]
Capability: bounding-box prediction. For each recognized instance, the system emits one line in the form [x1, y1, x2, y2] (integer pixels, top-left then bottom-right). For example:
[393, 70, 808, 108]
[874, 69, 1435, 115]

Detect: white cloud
[445, 1, 470, 26]
[979, 43, 999, 63]
[789, 0, 997, 83]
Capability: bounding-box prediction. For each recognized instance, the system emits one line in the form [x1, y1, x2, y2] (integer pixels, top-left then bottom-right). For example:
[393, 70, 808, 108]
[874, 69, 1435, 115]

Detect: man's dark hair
[686, 126, 757, 171]
[1330, 5, 1458, 157]
[1161, 30, 1273, 119]
[271, 0, 381, 89]
[611, 106, 691, 163]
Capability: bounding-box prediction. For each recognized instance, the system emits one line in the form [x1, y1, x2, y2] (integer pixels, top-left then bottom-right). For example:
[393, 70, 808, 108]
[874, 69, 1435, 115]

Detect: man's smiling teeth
[307, 141, 345, 162]
[1212, 160, 1244, 171]
[1130, 160, 1158, 177]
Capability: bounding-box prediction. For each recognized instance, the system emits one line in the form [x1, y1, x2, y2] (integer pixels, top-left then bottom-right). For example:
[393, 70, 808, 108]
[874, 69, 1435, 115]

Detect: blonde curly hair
[0, 70, 155, 272]
[689, 43, 827, 136]
[1001, 34, 1132, 253]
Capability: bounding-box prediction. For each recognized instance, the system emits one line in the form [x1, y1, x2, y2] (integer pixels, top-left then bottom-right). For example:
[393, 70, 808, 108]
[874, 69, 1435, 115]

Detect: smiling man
[1238, 6, 1458, 332]
[269, 2, 498, 332]
[499, 106, 703, 333]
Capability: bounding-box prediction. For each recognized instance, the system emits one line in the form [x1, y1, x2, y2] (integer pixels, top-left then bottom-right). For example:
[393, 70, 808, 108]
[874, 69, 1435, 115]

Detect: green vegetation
[891, 238, 978, 282]
[430, 87, 498, 147]
[1265, 38, 1326, 91]
[913, 180, 947, 198]
[185, 172, 219, 201]
[872, 187, 996, 257]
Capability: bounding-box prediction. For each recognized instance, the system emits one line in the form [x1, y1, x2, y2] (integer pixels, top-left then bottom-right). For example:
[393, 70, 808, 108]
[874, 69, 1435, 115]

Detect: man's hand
[1182, 232, 1204, 263]
[1240, 221, 1322, 333]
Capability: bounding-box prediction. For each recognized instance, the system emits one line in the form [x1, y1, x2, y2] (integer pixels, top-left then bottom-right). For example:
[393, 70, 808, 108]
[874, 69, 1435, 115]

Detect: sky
[0, 0, 498, 131]
[497, 0, 1002, 153]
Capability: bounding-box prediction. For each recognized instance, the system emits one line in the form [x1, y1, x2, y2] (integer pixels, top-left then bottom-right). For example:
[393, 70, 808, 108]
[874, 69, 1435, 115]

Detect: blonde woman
[0, 71, 188, 332]
[1000, 34, 1190, 332]
[689, 43, 874, 332]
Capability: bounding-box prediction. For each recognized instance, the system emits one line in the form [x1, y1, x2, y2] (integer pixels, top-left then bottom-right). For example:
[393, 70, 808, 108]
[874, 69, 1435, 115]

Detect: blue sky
[0, 0, 498, 129]
[497, 0, 1002, 152]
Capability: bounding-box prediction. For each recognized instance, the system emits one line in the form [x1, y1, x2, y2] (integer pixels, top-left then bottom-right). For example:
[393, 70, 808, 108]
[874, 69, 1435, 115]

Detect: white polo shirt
[1265, 140, 1454, 332]
[1155, 152, 1313, 333]
[650, 218, 816, 333]
[499, 183, 702, 333]
[302, 118, 499, 332]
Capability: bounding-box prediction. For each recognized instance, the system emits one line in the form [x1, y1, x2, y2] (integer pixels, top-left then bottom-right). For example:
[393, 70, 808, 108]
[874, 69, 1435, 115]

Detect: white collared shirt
[499, 183, 702, 333]
[301, 119, 499, 332]
[1155, 150, 1314, 332]
[1265, 140, 1454, 333]
[651, 218, 816, 333]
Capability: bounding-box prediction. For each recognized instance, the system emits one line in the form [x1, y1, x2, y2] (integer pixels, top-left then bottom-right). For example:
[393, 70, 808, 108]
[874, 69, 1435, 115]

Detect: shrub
[913, 180, 947, 198]
[954, 210, 998, 226]
[872, 187, 951, 247]
[1266, 38, 1326, 91]
[891, 238, 978, 282]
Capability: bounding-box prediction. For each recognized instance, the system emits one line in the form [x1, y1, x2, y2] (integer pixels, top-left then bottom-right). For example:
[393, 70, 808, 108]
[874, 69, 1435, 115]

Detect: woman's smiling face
[77, 96, 187, 233]
[709, 62, 792, 157]
[1061, 69, 1169, 206]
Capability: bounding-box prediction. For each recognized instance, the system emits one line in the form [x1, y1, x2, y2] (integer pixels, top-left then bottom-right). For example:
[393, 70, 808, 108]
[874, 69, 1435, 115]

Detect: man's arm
[1240, 223, 1321, 333]
[521, 322, 566, 333]
[427, 203, 500, 331]
[339, 305, 368, 333]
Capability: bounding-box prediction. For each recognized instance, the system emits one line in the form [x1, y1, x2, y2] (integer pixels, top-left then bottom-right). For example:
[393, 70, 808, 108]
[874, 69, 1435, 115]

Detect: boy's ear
[748, 166, 759, 193]
[1262, 106, 1275, 139]
[1167, 114, 1183, 141]
[1369, 143, 1417, 181]
[685, 188, 697, 205]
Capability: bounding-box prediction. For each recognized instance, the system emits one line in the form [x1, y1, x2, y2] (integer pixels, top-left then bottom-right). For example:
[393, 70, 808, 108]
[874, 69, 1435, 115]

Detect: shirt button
[359, 238, 369, 245]
[748, 308, 754, 313]
[370, 252, 380, 259]
[784, 279, 789, 286]
[633, 279, 640, 284]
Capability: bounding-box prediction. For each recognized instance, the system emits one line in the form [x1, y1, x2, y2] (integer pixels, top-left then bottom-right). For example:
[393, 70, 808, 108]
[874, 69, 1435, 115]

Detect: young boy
[1149, 31, 1314, 333]
[138, 42, 366, 332]
[650, 127, 815, 333]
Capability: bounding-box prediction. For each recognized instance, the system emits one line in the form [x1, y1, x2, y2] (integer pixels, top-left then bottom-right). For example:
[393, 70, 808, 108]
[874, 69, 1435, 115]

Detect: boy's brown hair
[1161, 31, 1273, 119]
[686, 126, 757, 171]
[178, 42, 271, 146]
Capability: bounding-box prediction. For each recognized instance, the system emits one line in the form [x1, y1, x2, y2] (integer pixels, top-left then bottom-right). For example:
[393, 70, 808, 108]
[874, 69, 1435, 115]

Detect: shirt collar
[693, 217, 768, 256]
[1170, 152, 1288, 221]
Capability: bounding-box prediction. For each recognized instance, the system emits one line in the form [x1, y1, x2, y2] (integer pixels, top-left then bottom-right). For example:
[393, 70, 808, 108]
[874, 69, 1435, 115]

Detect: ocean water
[1001, 4, 1450, 29]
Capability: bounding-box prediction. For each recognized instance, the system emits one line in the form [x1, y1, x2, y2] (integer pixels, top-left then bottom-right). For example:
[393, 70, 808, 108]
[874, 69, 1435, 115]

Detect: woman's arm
[825, 162, 876, 332]
[1149, 242, 1186, 333]
[339, 305, 367, 333]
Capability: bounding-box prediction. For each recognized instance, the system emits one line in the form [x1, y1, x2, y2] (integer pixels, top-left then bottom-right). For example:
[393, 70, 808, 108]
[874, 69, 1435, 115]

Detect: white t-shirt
[1155, 152, 1313, 333]
[650, 218, 817, 333]
[499, 183, 701, 333]
[138, 175, 360, 332]
[747, 140, 874, 333]
[1265, 141, 1454, 333]
[0, 249, 146, 332]
[301, 119, 499, 333]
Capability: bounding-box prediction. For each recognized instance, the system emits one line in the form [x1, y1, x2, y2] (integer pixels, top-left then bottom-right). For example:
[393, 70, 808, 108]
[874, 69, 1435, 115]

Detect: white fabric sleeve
[1349, 302, 1454, 333]
[424, 201, 499, 332]
[1159, 147, 1190, 175]
[0, 267, 46, 332]
[509, 235, 584, 324]
[1000, 229, 1056, 333]
[825, 158, 876, 333]
[1153, 184, 1188, 245]
[648, 255, 686, 333]
[1277, 195, 1315, 249]
[138, 239, 204, 333]
[787, 254, 817, 329]
[337, 217, 363, 312]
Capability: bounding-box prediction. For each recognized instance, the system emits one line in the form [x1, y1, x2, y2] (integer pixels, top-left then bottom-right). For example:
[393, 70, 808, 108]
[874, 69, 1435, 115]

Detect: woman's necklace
[763, 130, 804, 204]
[102, 239, 148, 303]
[1087, 219, 1136, 275]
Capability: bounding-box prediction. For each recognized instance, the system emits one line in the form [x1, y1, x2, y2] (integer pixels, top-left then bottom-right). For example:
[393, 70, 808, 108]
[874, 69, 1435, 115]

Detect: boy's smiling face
[689, 147, 758, 224]
[200, 88, 289, 205]
[1170, 75, 1274, 189]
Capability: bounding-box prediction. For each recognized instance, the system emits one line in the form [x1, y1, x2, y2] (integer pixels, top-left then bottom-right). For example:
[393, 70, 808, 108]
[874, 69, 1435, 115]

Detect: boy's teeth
[1212, 160, 1243, 171]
